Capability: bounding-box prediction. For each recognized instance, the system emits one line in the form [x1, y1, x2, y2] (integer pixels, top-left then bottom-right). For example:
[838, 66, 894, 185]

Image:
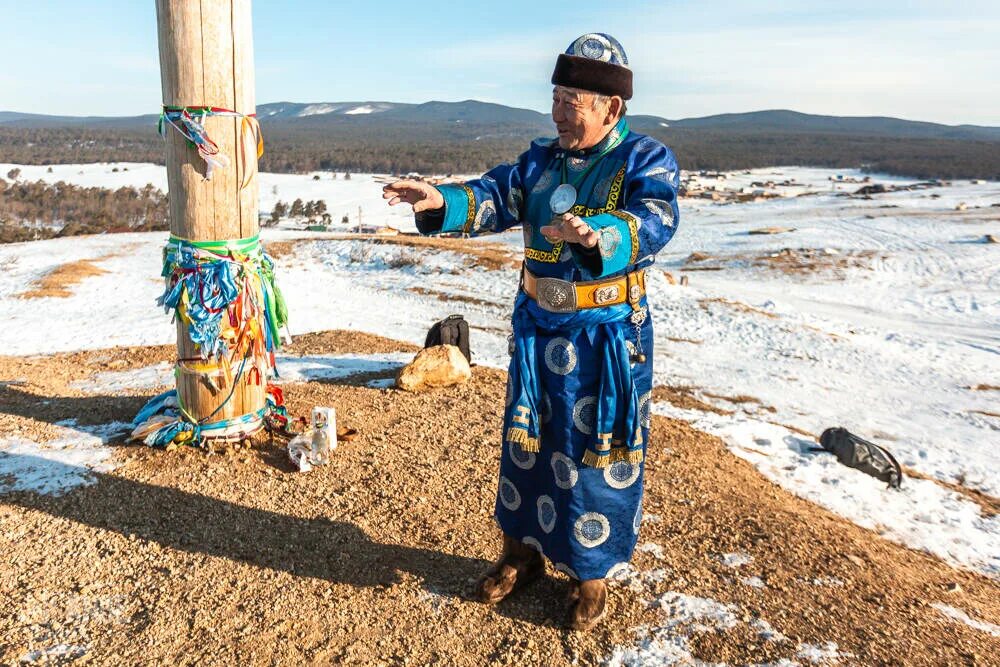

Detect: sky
[0, 0, 998, 126]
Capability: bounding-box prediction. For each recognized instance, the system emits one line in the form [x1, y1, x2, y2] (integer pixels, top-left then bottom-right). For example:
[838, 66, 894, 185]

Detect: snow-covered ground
[0, 162, 417, 232]
[1, 163, 998, 583]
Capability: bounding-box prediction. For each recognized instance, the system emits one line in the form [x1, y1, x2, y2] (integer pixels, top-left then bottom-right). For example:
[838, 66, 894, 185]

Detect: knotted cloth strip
[133, 234, 289, 449]
[158, 105, 264, 187]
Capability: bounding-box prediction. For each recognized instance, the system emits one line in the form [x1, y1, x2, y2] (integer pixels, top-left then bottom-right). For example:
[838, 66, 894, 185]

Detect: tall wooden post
[155, 0, 265, 440]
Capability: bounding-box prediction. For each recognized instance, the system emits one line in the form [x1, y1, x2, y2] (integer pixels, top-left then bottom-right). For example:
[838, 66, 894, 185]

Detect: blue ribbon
[505, 293, 642, 467]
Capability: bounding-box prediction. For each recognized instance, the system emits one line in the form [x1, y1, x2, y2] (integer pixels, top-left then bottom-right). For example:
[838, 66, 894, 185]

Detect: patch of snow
[931, 603, 1000, 637]
[20, 644, 88, 663]
[297, 103, 342, 117]
[795, 642, 849, 664]
[344, 105, 377, 115]
[742, 576, 767, 589]
[0, 421, 125, 496]
[751, 618, 788, 643]
[719, 552, 753, 568]
[637, 542, 666, 560]
[275, 353, 413, 383]
[70, 362, 174, 394]
[655, 404, 1000, 579]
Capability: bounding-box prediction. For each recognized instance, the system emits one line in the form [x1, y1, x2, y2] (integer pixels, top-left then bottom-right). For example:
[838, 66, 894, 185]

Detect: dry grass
[698, 297, 780, 320]
[18, 259, 109, 299]
[408, 286, 501, 308]
[651, 385, 734, 415]
[263, 241, 298, 259]
[685, 248, 879, 279]
[703, 392, 777, 413]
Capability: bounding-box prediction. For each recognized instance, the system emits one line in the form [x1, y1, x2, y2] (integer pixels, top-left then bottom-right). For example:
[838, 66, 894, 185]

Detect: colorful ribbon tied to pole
[158, 105, 264, 188]
[132, 234, 290, 448]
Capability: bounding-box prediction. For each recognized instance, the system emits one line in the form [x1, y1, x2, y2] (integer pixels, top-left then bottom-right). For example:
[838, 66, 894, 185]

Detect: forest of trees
[1, 116, 997, 243]
[0, 177, 167, 243]
[3, 123, 999, 181]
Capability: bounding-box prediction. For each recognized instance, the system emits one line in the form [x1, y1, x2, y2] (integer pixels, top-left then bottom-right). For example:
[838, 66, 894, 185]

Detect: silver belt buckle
[535, 277, 577, 313]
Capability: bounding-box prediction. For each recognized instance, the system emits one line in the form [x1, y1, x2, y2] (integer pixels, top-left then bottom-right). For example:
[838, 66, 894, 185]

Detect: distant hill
[5, 102, 997, 141]
[665, 110, 1000, 142]
[1, 102, 998, 179]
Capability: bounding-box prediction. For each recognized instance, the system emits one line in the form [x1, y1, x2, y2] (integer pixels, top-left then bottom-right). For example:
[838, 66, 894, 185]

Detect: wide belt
[521, 266, 646, 313]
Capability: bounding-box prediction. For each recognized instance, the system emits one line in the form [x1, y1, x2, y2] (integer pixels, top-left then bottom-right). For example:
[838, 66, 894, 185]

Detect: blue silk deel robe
[415, 117, 680, 580]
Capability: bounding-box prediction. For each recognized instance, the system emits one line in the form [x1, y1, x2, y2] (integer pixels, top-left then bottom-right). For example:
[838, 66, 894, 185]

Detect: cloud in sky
[0, 0, 997, 125]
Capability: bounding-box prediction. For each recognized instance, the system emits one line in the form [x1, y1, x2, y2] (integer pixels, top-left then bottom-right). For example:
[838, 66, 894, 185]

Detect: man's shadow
[0, 385, 146, 430]
[0, 452, 567, 626]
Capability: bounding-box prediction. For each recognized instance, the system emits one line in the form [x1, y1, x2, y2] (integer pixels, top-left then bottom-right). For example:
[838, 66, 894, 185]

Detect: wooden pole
[155, 0, 265, 441]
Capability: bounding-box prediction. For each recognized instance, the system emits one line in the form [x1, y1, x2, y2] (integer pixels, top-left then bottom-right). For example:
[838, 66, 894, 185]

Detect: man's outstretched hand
[382, 180, 445, 213]
[540, 213, 599, 248]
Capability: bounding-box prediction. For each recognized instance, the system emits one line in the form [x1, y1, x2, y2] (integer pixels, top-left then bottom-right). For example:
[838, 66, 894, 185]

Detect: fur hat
[551, 33, 632, 100]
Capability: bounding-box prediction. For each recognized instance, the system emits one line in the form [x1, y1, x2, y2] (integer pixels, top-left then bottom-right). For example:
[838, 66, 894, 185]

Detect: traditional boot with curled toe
[475, 535, 545, 604]
[568, 578, 607, 631]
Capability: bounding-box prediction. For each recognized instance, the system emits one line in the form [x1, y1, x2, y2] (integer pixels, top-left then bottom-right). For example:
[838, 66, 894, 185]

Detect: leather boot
[568, 578, 607, 630]
[474, 534, 544, 604]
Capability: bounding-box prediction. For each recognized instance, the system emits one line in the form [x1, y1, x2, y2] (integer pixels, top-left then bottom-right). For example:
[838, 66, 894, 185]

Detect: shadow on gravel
[1, 453, 567, 626]
[0, 385, 146, 432]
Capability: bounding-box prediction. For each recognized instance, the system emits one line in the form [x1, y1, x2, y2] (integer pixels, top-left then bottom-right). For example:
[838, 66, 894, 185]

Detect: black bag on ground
[815, 427, 903, 489]
[425, 314, 471, 363]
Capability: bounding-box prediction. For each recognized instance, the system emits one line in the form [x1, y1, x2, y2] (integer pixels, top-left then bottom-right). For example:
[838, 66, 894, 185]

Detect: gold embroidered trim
[568, 165, 627, 217]
[524, 165, 627, 263]
[460, 185, 476, 234]
[584, 447, 644, 468]
[506, 426, 540, 452]
[525, 241, 564, 263]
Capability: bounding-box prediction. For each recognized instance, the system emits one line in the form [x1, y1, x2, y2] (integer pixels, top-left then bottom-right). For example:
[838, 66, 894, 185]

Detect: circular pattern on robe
[539, 391, 553, 425]
[474, 200, 497, 232]
[532, 169, 555, 194]
[554, 562, 579, 580]
[521, 536, 544, 555]
[606, 562, 632, 580]
[551, 452, 579, 490]
[604, 459, 641, 489]
[642, 199, 675, 228]
[508, 441, 536, 470]
[537, 495, 557, 534]
[572, 396, 597, 435]
[498, 476, 521, 511]
[574, 512, 611, 548]
[639, 391, 652, 429]
[571, 33, 614, 63]
[636, 136, 660, 153]
[645, 166, 677, 184]
[595, 173, 615, 202]
[633, 503, 642, 535]
[507, 186, 523, 219]
[567, 156, 588, 172]
[544, 337, 577, 375]
[598, 226, 622, 259]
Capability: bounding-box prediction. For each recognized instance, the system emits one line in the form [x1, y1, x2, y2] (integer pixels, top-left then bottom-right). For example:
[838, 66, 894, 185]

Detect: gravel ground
[1, 331, 998, 665]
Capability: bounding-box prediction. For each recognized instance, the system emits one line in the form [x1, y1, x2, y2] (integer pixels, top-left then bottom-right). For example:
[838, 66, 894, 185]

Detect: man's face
[551, 86, 612, 151]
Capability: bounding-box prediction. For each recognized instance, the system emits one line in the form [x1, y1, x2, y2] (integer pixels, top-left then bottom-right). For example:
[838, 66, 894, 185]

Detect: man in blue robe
[383, 33, 680, 630]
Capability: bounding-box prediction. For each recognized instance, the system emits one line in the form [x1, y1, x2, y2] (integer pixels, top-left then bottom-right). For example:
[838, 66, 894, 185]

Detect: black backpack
[815, 427, 903, 489]
[425, 314, 471, 363]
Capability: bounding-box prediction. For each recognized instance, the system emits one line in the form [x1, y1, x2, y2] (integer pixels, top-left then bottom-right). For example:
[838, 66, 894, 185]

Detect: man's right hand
[382, 180, 445, 213]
